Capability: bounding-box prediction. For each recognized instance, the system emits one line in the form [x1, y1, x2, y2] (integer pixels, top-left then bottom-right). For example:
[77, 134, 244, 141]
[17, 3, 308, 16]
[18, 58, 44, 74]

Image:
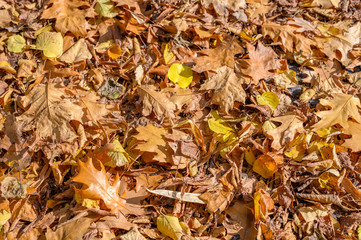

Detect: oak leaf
[312, 93, 361, 130]
[138, 85, 176, 120]
[17, 83, 83, 143]
[72, 158, 126, 213]
[41, 0, 93, 37]
[132, 123, 170, 164]
[341, 121, 361, 152]
[200, 66, 246, 113]
[265, 115, 305, 150]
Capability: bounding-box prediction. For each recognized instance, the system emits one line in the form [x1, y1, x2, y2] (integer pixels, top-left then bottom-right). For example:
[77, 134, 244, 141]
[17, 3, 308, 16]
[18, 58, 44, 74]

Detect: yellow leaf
[299, 89, 316, 101]
[74, 190, 100, 209]
[7, 35, 26, 53]
[274, 69, 297, 87]
[36, 32, 63, 58]
[105, 139, 130, 167]
[253, 155, 278, 178]
[0, 210, 11, 226]
[163, 43, 174, 64]
[0, 61, 16, 74]
[168, 63, 193, 88]
[256, 92, 279, 111]
[157, 215, 184, 240]
[107, 44, 122, 59]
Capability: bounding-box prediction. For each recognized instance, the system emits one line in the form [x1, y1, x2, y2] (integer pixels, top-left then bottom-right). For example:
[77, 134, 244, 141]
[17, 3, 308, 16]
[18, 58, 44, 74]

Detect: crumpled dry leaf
[17, 83, 83, 143]
[72, 158, 126, 213]
[200, 66, 246, 113]
[202, 0, 246, 16]
[120, 227, 147, 240]
[138, 85, 176, 120]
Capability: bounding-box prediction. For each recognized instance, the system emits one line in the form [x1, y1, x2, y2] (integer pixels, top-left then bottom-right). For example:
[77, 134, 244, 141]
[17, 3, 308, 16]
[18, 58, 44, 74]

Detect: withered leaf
[17, 83, 83, 143]
[200, 66, 246, 113]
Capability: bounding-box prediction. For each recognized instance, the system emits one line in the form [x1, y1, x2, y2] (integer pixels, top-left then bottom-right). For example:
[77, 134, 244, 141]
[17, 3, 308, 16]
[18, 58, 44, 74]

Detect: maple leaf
[192, 37, 243, 73]
[245, 0, 275, 22]
[239, 42, 282, 84]
[138, 85, 176, 120]
[132, 124, 170, 164]
[200, 66, 246, 113]
[17, 83, 83, 143]
[265, 115, 305, 150]
[72, 158, 126, 213]
[262, 21, 317, 54]
[42, 0, 94, 37]
[312, 93, 361, 130]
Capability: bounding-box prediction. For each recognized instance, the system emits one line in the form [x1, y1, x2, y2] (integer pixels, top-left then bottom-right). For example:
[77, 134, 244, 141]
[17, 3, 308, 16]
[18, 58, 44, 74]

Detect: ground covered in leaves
[0, 0, 361, 239]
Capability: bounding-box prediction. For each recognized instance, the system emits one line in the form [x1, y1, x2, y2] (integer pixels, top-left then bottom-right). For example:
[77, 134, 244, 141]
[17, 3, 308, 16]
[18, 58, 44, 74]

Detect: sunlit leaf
[36, 31, 63, 58]
[7, 35, 26, 53]
[157, 215, 184, 240]
[168, 63, 193, 88]
[256, 92, 279, 112]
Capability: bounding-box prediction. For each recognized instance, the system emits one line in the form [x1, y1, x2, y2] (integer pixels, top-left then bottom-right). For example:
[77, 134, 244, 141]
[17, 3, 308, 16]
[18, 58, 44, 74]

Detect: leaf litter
[0, 0, 361, 239]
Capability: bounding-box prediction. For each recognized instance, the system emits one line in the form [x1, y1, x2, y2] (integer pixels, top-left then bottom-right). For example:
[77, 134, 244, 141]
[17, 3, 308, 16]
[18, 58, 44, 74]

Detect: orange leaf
[253, 155, 278, 179]
[72, 158, 126, 213]
[108, 44, 122, 59]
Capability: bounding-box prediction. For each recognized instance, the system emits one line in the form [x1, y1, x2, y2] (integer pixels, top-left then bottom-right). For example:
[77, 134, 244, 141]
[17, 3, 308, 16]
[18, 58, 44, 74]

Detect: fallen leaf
[138, 85, 176, 120]
[253, 155, 278, 178]
[0, 61, 16, 74]
[168, 63, 193, 88]
[95, 0, 117, 18]
[107, 44, 122, 59]
[7, 35, 26, 53]
[147, 188, 206, 204]
[163, 44, 174, 64]
[73, 158, 126, 213]
[256, 92, 279, 112]
[36, 31, 63, 58]
[239, 42, 282, 84]
[45, 215, 97, 240]
[132, 123, 170, 164]
[41, 0, 92, 37]
[202, 0, 246, 16]
[200, 66, 246, 113]
[0, 210, 11, 226]
[265, 115, 305, 150]
[312, 93, 361, 130]
[120, 227, 147, 240]
[17, 83, 83, 143]
[157, 214, 184, 240]
[58, 38, 92, 63]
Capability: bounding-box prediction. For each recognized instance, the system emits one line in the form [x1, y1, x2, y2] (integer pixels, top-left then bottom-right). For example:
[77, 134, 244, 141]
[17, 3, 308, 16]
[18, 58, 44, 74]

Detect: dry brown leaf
[17, 83, 83, 143]
[262, 21, 317, 54]
[138, 85, 176, 120]
[42, 0, 94, 37]
[192, 37, 243, 73]
[312, 93, 361, 130]
[202, 0, 246, 16]
[320, 22, 361, 65]
[265, 115, 305, 150]
[200, 66, 246, 113]
[45, 215, 97, 240]
[132, 123, 170, 164]
[342, 121, 361, 152]
[58, 38, 92, 63]
[72, 158, 126, 213]
[239, 42, 282, 84]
